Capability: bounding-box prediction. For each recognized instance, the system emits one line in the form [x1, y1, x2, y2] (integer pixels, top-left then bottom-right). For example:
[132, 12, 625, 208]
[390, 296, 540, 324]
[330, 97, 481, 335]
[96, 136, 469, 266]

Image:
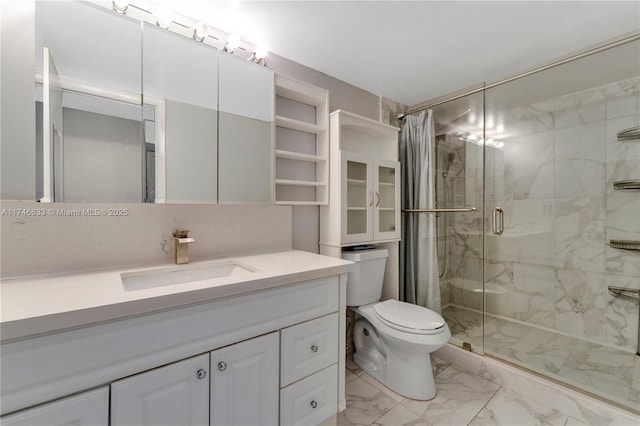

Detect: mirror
[35, 1, 143, 203]
[142, 22, 218, 204]
[34, 1, 274, 205]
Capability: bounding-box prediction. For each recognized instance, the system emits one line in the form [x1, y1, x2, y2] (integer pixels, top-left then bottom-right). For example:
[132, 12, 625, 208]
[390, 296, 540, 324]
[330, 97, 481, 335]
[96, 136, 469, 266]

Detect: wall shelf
[274, 76, 329, 205]
[275, 150, 326, 163]
[276, 116, 324, 134]
[275, 179, 328, 187]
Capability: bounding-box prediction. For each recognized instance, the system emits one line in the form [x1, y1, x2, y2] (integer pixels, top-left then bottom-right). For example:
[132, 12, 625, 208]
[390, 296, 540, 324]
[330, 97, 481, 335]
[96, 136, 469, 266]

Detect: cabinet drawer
[280, 364, 337, 426]
[0, 387, 109, 426]
[280, 313, 339, 387]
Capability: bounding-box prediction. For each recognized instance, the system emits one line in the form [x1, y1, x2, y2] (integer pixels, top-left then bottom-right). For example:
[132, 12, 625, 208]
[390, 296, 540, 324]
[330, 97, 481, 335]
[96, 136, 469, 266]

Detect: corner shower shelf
[609, 239, 640, 251]
[608, 286, 640, 303]
[613, 179, 640, 190]
[617, 126, 640, 142]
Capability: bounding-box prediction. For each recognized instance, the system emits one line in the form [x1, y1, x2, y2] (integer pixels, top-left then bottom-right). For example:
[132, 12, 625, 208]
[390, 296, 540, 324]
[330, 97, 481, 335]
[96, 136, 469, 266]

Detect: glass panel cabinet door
[374, 160, 401, 240]
[341, 151, 372, 243]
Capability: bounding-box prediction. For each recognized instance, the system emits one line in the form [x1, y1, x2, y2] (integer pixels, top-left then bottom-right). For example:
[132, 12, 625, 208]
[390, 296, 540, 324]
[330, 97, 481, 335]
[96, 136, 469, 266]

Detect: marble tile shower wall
[445, 76, 640, 354]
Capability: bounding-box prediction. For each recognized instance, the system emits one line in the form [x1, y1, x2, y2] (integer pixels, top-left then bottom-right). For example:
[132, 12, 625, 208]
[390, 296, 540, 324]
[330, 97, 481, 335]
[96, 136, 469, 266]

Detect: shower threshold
[442, 305, 640, 413]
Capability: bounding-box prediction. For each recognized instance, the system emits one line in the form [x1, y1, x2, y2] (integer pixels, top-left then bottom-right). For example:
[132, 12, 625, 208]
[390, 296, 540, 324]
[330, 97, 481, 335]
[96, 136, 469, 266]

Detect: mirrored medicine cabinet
[35, 1, 274, 205]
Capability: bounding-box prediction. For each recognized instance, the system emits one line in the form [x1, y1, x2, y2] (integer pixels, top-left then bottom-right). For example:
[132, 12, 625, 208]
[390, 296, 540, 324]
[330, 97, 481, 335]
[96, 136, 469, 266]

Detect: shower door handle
[492, 207, 504, 235]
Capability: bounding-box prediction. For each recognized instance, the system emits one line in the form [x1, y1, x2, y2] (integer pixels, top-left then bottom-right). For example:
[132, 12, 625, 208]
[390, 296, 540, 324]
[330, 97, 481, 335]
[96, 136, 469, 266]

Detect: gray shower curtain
[399, 109, 441, 313]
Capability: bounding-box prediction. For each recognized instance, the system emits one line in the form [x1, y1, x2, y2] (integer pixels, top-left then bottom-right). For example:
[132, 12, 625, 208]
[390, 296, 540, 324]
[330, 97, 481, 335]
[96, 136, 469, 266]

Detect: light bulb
[225, 34, 241, 52]
[496, 142, 504, 148]
[255, 45, 268, 60]
[477, 139, 485, 146]
[486, 138, 495, 146]
[155, 6, 172, 29]
[112, 0, 128, 13]
[193, 22, 209, 42]
[467, 134, 478, 141]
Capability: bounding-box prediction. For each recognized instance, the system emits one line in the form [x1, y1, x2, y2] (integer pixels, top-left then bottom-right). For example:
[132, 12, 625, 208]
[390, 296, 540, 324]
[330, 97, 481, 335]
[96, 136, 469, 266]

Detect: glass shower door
[431, 91, 485, 354]
[483, 39, 640, 411]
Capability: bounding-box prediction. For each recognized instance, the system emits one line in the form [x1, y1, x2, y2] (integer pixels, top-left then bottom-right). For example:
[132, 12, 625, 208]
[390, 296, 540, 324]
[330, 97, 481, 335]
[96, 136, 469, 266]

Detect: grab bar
[402, 207, 477, 213]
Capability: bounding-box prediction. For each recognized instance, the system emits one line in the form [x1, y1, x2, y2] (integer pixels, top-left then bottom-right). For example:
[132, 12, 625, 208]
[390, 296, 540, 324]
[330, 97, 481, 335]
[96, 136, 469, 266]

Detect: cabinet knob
[310, 344, 319, 353]
[217, 361, 227, 371]
[196, 369, 207, 380]
[310, 400, 318, 409]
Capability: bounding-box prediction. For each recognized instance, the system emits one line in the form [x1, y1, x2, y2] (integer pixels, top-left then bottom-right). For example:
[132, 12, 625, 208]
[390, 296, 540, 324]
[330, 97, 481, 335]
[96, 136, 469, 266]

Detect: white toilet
[343, 248, 451, 400]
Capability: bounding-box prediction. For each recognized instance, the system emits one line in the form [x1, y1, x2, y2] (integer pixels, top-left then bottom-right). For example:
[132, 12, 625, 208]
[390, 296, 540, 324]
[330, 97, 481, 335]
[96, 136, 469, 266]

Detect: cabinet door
[210, 332, 279, 426]
[374, 159, 401, 241]
[340, 151, 373, 244]
[111, 354, 209, 426]
[218, 52, 274, 204]
[1, 387, 108, 426]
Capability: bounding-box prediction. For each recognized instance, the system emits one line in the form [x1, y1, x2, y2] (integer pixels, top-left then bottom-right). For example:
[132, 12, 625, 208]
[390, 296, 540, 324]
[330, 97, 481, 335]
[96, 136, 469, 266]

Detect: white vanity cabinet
[210, 332, 279, 426]
[0, 387, 109, 426]
[1, 273, 347, 426]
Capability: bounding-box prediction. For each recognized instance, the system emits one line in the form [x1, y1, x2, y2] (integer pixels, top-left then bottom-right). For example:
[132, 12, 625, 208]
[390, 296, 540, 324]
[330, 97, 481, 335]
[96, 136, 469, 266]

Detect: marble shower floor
[342, 353, 638, 426]
[442, 305, 640, 412]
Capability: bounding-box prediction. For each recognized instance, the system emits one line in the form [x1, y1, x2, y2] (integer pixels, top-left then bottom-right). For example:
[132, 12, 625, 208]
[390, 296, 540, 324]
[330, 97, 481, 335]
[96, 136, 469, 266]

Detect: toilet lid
[373, 300, 446, 334]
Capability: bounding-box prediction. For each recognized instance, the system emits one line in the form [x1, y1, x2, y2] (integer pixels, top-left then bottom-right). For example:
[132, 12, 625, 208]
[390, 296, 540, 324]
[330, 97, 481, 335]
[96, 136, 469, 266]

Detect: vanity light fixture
[224, 34, 241, 53]
[193, 22, 210, 42]
[112, 0, 129, 14]
[155, 6, 172, 29]
[248, 45, 268, 66]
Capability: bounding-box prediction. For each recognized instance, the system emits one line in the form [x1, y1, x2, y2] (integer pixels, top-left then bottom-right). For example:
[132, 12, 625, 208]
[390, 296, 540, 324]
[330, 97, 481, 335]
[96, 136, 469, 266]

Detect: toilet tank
[342, 248, 388, 306]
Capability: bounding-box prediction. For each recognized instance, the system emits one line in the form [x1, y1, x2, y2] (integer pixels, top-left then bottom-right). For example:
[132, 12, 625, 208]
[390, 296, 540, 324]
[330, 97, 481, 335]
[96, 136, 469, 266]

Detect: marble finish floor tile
[338, 376, 398, 426]
[564, 417, 589, 426]
[401, 364, 500, 426]
[432, 355, 451, 377]
[371, 404, 429, 426]
[468, 388, 566, 426]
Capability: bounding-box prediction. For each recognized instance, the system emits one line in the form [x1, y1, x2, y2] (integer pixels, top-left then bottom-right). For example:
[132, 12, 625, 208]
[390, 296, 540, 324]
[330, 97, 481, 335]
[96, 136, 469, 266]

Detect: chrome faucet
[173, 229, 195, 264]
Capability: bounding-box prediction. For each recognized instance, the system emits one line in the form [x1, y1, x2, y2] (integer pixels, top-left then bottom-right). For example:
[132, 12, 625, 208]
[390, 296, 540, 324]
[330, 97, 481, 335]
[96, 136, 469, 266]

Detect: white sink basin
[121, 261, 257, 291]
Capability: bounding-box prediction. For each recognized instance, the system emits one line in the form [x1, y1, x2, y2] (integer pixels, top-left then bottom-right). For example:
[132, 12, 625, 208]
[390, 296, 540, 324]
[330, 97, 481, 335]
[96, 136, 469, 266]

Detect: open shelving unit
[274, 76, 329, 205]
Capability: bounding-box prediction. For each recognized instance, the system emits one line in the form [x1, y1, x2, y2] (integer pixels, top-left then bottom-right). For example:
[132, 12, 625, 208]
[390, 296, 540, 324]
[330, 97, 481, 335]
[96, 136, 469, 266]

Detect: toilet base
[353, 318, 438, 400]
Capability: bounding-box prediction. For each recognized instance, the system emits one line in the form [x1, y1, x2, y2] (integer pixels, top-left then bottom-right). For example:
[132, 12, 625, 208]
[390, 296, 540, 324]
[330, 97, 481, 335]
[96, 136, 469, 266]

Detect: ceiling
[151, 1, 640, 107]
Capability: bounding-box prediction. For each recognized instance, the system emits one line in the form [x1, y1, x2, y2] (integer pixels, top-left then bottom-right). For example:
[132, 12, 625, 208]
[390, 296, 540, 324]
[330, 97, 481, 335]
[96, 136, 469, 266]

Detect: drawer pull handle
[310, 400, 318, 409]
[310, 345, 319, 353]
[217, 361, 227, 372]
[196, 369, 207, 380]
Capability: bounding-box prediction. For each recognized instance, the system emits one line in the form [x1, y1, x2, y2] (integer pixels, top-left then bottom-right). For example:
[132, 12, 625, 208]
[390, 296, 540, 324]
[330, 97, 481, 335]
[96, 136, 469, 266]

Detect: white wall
[0, 200, 292, 278]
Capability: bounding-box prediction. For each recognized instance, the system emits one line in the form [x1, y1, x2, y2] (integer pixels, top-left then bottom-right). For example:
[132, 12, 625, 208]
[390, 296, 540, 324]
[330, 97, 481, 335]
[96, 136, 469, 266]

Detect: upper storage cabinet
[32, 2, 274, 205]
[218, 53, 274, 204]
[321, 110, 400, 247]
[274, 76, 329, 205]
[143, 23, 218, 204]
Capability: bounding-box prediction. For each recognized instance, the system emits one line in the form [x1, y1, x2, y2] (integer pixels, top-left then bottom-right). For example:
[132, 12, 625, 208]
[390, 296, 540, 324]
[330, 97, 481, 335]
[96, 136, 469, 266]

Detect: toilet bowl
[343, 248, 451, 400]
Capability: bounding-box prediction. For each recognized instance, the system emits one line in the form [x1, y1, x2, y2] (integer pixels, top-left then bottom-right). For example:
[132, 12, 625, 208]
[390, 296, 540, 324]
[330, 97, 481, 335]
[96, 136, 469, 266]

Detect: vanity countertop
[0, 250, 354, 342]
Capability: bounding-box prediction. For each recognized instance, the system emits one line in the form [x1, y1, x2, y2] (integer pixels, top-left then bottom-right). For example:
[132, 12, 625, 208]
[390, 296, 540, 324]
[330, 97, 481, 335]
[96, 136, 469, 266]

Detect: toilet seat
[373, 300, 446, 335]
